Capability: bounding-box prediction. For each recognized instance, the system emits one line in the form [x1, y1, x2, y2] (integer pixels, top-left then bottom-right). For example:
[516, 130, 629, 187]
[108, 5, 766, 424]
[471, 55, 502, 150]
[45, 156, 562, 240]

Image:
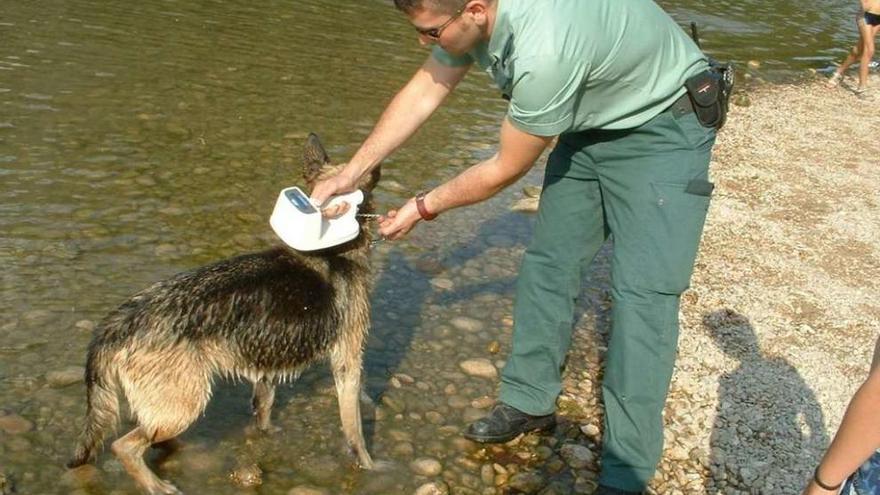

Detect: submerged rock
[287, 486, 330, 495]
[0, 413, 33, 434]
[511, 197, 540, 213]
[410, 457, 442, 477]
[413, 481, 449, 495]
[507, 471, 547, 493]
[450, 317, 484, 333]
[228, 464, 262, 488]
[459, 359, 498, 379]
[46, 366, 85, 388]
[559, 443, 594, 469]
[522, 185, 542, 198]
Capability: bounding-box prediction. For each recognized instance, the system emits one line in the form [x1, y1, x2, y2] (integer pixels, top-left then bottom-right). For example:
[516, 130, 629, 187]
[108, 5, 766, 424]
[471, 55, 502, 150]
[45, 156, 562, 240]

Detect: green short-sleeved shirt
[432, 0, 708, 135]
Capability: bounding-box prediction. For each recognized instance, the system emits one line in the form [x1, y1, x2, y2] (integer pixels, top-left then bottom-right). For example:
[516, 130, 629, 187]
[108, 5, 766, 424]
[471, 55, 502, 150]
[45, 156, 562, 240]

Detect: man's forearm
[421, 117, 553, 216]
[426, 153, 530, 213]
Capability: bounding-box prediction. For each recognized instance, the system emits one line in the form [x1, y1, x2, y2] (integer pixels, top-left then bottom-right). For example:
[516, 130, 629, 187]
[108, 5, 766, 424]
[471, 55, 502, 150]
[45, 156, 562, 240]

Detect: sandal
[826, 72, 842, 88]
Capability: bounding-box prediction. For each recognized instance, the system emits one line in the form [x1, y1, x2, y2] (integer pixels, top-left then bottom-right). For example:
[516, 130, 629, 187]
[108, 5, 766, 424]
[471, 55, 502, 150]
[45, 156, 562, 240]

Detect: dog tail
[67, 343, 120, 468]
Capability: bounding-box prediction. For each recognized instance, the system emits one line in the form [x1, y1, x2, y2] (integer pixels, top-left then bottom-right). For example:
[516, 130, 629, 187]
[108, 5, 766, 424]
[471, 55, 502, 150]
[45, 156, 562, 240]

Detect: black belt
[665, 91, 694, 117]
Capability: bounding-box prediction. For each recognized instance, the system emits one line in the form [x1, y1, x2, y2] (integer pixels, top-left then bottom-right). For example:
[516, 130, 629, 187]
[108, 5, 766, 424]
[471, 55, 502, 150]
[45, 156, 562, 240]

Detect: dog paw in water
[244, 423, 283, 437]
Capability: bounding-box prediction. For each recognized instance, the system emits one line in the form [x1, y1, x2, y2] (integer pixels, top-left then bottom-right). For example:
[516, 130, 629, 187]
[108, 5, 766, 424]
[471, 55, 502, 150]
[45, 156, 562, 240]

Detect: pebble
[46, 366, 85, 388]
[667, 445, 690, 461]
[450, 317, 484, 333]
[394, 373, 415, 384]
[535, 446, 554, 461]
[471, 396, 495, 409]
[74, 320, 95, 332]
[388, 429, 413, 442]
[733, 93, 751, 107]
[393, 442, 415, 457]
[559, 444, 594, 469]
[287, 487, 329, 495]
[545, 457, 567, 474]
[522, 185, 542, 198]
[228, 464, 262, 488]
[486, 341, 501, 354]
[459, 359, 498, 379]
[580, 424, 600, 438]
[507, 471, 546, 493]
[430, 278, 454, 290]
[425, 411, 445, 424]
[481, 464, 495, 486]
[413, 481, 449, 495]
[0, 414, 33, 434]
[410, 458, 443, 477]
[511, 197, 540, 213]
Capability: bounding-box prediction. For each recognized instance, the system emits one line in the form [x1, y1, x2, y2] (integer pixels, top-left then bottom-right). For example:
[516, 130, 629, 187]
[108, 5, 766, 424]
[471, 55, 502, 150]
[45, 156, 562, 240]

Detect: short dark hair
[392, 0, 465, 15]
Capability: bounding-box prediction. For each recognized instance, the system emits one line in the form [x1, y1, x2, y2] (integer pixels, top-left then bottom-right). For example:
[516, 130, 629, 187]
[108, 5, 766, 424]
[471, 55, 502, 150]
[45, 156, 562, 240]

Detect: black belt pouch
[684, 70, 725, 129]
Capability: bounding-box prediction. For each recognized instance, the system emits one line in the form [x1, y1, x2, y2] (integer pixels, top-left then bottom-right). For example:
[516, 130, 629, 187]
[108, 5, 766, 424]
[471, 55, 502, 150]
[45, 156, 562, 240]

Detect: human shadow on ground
[703, 309, 828, 494]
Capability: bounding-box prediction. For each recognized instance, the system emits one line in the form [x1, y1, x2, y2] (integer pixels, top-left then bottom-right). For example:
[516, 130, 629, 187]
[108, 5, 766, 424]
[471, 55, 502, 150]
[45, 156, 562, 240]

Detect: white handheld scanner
[269, 186, 364, 251]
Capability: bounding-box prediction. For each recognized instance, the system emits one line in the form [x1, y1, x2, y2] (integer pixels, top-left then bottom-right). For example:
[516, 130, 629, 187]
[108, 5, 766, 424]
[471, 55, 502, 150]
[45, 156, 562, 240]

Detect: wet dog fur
[67, 134, 379, 494]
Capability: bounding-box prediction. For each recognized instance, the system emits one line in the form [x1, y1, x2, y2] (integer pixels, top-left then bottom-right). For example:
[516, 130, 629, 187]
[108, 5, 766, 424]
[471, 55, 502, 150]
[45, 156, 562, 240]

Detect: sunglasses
[414, 2, 469, 40]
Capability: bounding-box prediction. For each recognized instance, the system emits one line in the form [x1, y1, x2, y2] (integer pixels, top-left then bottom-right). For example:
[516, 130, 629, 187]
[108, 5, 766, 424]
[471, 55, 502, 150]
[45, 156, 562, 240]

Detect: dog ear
[303, 133, 330, 181]
[360, 166, 381, 191]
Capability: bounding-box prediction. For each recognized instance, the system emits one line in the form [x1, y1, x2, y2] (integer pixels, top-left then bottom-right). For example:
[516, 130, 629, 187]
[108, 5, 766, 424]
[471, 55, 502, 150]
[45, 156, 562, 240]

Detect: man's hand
[378, 198, 422, 240]
[310, 169, 358, 218]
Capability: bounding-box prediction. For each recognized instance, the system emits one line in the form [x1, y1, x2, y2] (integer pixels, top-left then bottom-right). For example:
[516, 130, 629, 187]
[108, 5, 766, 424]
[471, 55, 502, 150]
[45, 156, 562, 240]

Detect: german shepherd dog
[67, 134, 379, 494]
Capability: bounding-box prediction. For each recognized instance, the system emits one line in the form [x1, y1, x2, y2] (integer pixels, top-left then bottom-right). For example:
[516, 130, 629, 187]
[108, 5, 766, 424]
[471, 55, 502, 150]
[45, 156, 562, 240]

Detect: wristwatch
[415, 191, 437, 221]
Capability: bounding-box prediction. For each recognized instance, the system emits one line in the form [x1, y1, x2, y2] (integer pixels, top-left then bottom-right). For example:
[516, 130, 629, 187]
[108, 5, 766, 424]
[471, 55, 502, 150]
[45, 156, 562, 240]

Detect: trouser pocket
[641, 180, 712, 294]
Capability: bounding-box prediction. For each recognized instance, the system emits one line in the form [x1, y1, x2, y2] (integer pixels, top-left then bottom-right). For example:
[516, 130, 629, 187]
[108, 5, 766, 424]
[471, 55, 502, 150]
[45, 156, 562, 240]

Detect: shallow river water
[0, 0, 872, 493]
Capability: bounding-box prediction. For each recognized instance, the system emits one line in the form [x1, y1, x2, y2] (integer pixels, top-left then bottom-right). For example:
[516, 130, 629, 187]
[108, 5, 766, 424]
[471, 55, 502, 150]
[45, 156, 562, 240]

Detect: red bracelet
[415, 191, 437, 221]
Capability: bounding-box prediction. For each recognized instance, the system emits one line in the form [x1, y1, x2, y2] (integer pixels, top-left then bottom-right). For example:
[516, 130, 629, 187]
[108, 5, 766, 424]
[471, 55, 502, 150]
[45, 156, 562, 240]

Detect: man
[311, 1, 716, 493]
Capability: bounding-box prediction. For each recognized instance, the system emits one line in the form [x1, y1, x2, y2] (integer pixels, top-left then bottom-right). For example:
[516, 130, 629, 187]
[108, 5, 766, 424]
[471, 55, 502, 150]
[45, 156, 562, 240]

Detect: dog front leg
[331, 362, 373, 469]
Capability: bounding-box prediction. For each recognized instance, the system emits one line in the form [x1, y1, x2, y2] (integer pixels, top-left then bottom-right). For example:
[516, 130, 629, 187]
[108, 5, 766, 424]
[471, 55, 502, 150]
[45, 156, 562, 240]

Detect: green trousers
[500, 107, 716, 492]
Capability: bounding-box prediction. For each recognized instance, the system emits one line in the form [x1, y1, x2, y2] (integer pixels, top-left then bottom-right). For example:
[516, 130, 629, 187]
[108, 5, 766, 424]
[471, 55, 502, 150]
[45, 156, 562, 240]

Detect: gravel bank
[554, 74, 880, 494]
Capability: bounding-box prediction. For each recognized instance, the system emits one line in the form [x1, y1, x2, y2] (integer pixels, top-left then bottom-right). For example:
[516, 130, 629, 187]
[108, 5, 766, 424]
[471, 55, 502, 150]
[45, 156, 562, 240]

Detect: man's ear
[465, 0, 490, 23]
[303, 133, 330, 182]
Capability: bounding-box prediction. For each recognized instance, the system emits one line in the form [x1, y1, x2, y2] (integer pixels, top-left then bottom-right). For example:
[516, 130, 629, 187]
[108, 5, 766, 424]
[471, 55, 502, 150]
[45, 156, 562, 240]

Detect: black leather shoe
[463, 403, 556, 443]
[595, 485, 644, 495]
